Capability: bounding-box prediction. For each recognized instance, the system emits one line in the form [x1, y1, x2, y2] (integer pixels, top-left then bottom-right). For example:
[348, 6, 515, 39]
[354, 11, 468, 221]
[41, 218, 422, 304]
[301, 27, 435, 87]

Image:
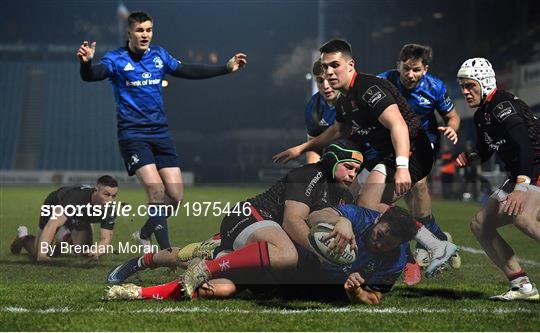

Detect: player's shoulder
[307, 92, 322, 107]
[103, 46, 128, 59]
[336, 204, 381, 226]
[377, 69, 399, 82]
[421, 73, 446, 91]
[489, 90, 524, 123]
[287, 163, 329, 184]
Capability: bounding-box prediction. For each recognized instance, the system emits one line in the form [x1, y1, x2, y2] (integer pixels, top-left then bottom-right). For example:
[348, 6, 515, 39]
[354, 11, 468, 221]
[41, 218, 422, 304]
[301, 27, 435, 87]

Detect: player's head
[313, 59, 339, 102]
[320, 139, 363, 187]
[93, 175, 119, 205]
[319, 39, 355, 92]
[366, 206, 416, 253]
[397, 44, 432, 90]
[127, 11, 153, 54]
[457, 57, 496, 107]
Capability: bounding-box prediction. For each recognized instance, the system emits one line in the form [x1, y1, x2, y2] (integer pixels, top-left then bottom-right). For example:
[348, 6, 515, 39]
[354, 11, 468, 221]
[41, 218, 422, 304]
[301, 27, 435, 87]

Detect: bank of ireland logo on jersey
[153, 56, 164, 69]
[362, 85, 386, 108]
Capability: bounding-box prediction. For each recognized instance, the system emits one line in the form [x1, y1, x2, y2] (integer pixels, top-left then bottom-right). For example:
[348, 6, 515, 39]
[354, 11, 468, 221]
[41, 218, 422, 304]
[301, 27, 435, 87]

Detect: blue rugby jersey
[298, 204, 408, 292]
[304, 92, 379, 162]
[100, 45, 181, 140]
[378, 70, 454, 145]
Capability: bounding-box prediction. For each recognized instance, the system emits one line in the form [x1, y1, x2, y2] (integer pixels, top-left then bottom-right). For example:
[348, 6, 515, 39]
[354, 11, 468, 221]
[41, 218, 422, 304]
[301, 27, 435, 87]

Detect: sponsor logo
[142, 72, 152, 79]
[493, 101, 517, 123]
[318, 119, 329, 126]
[362, 85, 387, 108]
[305, 171, 323, 197]
[483, 132, 506, 150]
[153, 56, 164, 69]
[129, 154, 140, 166]
[123, 62, 135, 71]
[417, 95, 431, 106]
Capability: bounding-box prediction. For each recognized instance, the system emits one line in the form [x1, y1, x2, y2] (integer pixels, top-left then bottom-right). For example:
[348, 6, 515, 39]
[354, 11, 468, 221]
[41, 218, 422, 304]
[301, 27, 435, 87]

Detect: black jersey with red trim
[247, 163, 353, 224]
[335, 72, 422, 156]
[473, 89, 540, 180]
[43, 186, 116, 230]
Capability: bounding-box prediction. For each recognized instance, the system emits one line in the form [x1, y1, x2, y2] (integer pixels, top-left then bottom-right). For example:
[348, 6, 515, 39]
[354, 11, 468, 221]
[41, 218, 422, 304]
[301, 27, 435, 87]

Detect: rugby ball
[308, 223, 357, 265]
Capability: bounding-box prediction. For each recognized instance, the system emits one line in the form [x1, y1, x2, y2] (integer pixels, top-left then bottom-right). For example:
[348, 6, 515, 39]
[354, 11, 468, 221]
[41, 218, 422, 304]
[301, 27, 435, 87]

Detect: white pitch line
[1, 306, 537, 315]
[460, 246, 540, 266]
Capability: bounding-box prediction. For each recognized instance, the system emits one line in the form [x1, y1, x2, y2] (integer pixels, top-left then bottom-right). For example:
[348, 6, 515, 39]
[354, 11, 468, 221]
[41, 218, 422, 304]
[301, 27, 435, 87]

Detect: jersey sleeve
[357, 81, 398, 120]
[376, 71, 390, 80]
[100, 216, 116, 230]
[365, 243, 408, 293]
[99, 52, 117, 79]
[283, 167, 325, 207]
[436, 82, 455, 114]
[305, 94, 319, 137]
[492, 99, 525, 130]
[161, 47, 181, 74]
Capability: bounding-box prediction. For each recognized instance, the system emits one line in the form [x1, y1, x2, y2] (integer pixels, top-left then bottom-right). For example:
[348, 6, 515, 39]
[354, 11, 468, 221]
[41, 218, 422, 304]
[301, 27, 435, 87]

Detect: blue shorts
[118, 137, 181, 176]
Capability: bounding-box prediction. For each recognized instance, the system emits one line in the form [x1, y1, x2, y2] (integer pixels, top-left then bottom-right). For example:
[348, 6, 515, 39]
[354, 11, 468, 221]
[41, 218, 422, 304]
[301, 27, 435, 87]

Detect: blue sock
[416, 214, 447, 250]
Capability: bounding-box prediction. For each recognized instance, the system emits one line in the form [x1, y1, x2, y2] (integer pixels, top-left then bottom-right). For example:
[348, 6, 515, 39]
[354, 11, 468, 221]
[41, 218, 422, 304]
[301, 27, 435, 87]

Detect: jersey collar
[346, 72, 358, 96]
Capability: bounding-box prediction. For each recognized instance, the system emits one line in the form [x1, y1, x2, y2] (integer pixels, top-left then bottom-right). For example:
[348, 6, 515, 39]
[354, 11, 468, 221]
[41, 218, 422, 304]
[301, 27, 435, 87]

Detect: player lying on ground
[106, 140, 362, 285]
[106, 204, 417, 305]
[376, 43, 462, 285]
[77, 11, 247, 251]
[273, 39, 457, 278]
[10, 175, 118, 262]
[456, 58, 540, 301]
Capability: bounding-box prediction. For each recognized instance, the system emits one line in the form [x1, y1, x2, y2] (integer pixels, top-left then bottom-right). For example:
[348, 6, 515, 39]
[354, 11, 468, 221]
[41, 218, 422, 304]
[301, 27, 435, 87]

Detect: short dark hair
[379, 206, 417, 242]
[312, 59, 323, 77]
[97, 175, 118, 188]
[319, 39, 353, 59]
[399, 44, 432, 66]
[127, 11, 153, 28]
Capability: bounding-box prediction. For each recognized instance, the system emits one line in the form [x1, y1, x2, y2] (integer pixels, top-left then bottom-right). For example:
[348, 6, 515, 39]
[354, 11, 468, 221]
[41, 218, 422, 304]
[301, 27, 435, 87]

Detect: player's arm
[501, 122, 535, 216]
[170, 53, 247, 79]
[77, 41, 110, 82]
[87, 228, 113, 261]
[37, 215, 67, 262]
[438, 109, 460, 144]
[282, 200, 312, 251]
[273, 122, 345, 164]
[377, 104, 411, 196]
[344, 272, 383, 305]
[305, 136, 321, 163]
[306, 207, 357, 253]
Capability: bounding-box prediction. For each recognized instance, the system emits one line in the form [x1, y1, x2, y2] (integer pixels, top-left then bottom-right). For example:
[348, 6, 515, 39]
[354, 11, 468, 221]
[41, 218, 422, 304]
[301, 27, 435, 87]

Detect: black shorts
[364, 131, 434, 184]
[118, 137, 181, 176]
[219, 202, 275, 250]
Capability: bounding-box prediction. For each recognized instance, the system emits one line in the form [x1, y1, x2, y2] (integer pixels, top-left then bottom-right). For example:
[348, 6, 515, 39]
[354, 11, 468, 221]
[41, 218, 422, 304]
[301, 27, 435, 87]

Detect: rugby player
[106, 204, 417, 305]
[10, 175, 118, 262]
[105, 140, 362, 285]
[273, 39, 457, 277]
[456, 58, 540, 301]
[377, 44, 462, 284]
[77, 11, 247, 250]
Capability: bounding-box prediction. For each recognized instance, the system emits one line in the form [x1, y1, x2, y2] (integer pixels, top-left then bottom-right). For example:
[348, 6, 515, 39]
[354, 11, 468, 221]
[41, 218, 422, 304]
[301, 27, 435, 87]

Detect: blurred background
[1, 0, 539, 198]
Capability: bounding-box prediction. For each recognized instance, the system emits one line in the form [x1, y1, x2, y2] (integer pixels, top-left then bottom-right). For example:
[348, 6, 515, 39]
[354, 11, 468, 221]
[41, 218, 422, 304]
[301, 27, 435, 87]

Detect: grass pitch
[0, 185, 539, 331]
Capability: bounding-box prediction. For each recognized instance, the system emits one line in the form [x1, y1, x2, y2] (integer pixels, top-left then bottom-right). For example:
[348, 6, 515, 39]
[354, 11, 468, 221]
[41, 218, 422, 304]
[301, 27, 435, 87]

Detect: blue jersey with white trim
[378, 70, 454, 144]
[298, 204, 408, 290]
[100, 45, 181, 140]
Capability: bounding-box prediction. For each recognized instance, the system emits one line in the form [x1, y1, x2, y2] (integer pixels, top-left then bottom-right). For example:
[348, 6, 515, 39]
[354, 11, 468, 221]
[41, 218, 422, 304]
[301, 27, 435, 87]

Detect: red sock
[507, 269, 526, 281]
[211, 233, 221, 240]
[205, 241, 270, 279]
[141, 278, 182, 300]
[142, 252, 155, 267]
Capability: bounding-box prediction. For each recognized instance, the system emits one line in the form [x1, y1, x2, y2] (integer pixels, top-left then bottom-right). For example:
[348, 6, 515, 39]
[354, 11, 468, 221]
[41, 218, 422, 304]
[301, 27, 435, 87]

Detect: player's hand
[438, 126, 458, 144]
[77, 41, 96, 63]
[344, 273, 381, 305]
[272, 146, 302, 164]
[324, 218, 357, 255]
[85, 250, 100, 261]
[394, 167, 411, 197]
[36, 254, 53, 263]
[344, 272, 365, 289]
[455, 152, 469, 167]
[502, 190, 528, 216]
[227, 53, 247, 72]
